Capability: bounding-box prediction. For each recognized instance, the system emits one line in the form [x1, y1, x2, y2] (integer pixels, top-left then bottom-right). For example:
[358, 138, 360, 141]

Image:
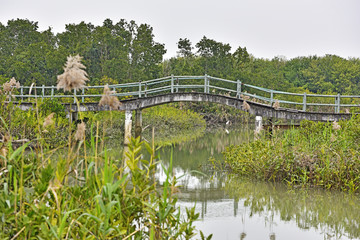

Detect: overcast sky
[1, 0, 359, 60]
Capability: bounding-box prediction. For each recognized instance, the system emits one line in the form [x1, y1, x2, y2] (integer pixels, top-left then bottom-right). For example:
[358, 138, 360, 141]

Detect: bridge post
[71, 111, 78, 123]
[255, 116, 263, 132]
[302, 92, 307, 111]
[176, 78, 179, 93]
[42, 85, 45, 99]
[135, 109, 142, 140]
[20, 86, 23, 101]
[270, 90, 274, 106]
[204, 75, 209, 93]
[171, 75, 174, 93]
[51, 86, 54, 100]
[73, 89, 76, 104]
[82, 88, 85, 103]
[138, 81, 142, 98]
[236, 80, 241, 98]
[204, 75, 207, 93]
[124, 110, 132, 146]
[336, 94, 341, 113]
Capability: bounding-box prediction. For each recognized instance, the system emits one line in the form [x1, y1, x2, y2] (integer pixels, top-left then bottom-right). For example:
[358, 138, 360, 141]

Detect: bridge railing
[9, 75, 360, 113]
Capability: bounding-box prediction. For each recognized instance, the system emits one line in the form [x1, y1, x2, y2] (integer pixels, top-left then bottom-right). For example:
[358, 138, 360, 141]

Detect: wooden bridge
[9, 75, 358, 143]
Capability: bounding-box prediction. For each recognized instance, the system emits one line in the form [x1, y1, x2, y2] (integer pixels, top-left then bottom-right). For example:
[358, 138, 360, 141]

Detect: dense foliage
[223, 117, 360, 193]
[0, 100, 210, 239]
[1, 19, 360, 96]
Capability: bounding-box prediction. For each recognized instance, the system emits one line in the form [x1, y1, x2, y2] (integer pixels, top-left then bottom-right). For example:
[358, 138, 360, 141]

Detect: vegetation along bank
[223, 116, 360, 193]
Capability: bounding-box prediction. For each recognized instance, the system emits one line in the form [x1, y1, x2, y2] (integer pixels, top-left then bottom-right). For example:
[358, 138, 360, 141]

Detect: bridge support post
[135, 109, 142, 140]
[71, 111, 78, 123]
[255, 116, 263, 132]
[124, 110, 132, 146]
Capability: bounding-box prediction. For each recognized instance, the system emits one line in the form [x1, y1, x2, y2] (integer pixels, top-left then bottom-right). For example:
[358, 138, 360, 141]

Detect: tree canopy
[1, 18, 360, 95]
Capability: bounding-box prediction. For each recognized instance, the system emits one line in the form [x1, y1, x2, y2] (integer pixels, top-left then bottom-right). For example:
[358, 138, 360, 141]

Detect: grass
[223, 116, 360, 193]
[0, 79, 210, 239]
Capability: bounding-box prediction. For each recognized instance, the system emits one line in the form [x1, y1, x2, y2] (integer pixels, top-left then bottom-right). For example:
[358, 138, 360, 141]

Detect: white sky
[1, 0, 359, 60]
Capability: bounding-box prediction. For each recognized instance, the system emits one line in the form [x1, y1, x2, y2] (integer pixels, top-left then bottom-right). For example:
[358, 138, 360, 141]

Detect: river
[152, 126, 360, 240]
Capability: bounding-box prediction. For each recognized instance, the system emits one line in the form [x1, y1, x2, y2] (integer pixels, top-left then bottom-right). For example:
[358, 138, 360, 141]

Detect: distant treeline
[1, 18, 360, 94]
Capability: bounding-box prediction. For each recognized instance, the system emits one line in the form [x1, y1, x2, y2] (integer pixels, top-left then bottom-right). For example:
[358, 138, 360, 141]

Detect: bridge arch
[79, 92, 350, 122]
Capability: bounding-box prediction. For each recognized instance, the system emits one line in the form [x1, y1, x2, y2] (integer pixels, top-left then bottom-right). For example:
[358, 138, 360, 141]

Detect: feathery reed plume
[3, 77, 20, 99]
[43, 113, 55, 128]
[57, 55, 89, 92]
[240, 94, 250, 101]
[273, 100, 280, 110]
[332, 121, 341, 131]
[3, 77, 20, 92]
[99, 85, 121, 110]
[242, 101, 251, 111]
[75, 122, 86, 141]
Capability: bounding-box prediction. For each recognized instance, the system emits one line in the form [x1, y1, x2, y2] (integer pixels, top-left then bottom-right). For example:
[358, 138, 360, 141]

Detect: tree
[177, 38, 193, 57]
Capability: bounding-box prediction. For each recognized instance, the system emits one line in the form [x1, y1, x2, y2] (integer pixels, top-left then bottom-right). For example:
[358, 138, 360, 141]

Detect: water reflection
[156, 127, 360, 240]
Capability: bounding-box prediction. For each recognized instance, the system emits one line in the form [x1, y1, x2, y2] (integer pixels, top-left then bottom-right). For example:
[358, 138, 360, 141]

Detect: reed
[223, 116, 360, 193]
[0, 57, 213, 239]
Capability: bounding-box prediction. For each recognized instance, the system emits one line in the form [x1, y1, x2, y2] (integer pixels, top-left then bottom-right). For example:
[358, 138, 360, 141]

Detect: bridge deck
[16, 92, 352, 122]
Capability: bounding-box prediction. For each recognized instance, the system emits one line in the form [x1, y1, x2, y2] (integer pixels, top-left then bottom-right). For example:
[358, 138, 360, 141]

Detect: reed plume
[3, 78, 20, 99]
[43, 113, 55, 128]
[242, 101, 251, 111]
[240, 94, 250, 101]
[99, 85, 121, 110]
[332, 121, 341, 131]
[273, 100, 280, 110]
[75, 122, 86, 141]
[57, 55, 89, 92]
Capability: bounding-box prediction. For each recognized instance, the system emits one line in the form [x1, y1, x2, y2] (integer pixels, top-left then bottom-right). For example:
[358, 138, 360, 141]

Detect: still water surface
[154, 127, 360, 240]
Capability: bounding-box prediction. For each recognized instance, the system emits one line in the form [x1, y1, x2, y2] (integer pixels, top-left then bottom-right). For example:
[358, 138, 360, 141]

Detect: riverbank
[223, 116, 360, 193]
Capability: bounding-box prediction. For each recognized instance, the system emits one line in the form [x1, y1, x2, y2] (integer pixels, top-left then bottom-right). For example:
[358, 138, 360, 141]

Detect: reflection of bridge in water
[13, 75, 357, 143]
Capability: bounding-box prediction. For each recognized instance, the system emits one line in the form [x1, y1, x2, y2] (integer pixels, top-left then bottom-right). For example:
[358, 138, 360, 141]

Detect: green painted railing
[10, 75, 360, 113]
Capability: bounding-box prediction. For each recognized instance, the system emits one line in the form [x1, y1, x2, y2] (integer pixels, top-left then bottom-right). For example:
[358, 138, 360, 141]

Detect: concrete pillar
[255, 116, 263, 132]
[135, 109, 142, 139]
[124, 110, 132, 146]
[68, 110, 78, 124]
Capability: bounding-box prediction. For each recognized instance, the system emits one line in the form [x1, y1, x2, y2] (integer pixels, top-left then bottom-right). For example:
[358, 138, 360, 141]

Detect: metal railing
[9, 75, 360, 113]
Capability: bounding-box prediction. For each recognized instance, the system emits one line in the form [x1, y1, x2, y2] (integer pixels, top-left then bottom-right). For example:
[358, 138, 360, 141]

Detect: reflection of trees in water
[225, 178, 360, 239]
[158, 127, 252, 173]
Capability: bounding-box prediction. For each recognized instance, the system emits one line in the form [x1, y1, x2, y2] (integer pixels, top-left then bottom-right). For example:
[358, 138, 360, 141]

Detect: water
[154, 126, 360, 240]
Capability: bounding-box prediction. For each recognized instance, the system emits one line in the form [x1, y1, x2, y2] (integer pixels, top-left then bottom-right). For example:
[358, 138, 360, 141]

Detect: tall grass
[0, 58, 210, 238]
[223, 116, 360, 193]
[0, 121, 207, 239]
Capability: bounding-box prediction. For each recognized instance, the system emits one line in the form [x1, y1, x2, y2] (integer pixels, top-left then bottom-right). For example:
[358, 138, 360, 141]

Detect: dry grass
[242, 101, 251, 111]
[75, 122, 86, 141]
[43, 113, 55, 128]
[273, 100, 280, 110]
[240, 94, 250, 101]
[99, 85, 121, 110]
[332, 121, 341, 131]
[57, 55, 89, 92]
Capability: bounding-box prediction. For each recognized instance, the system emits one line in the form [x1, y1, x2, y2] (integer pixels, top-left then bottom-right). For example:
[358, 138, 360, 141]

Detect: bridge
[9, 75, 358, 143]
